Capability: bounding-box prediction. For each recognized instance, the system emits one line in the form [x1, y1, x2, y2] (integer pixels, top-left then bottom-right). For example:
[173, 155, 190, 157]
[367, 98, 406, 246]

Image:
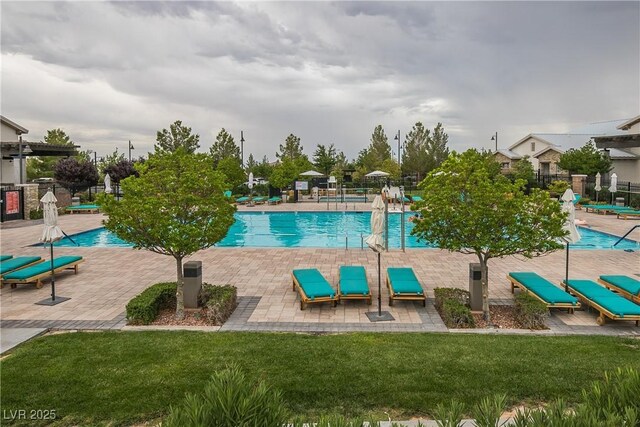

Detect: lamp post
[394, 130, 401, 166]
[240, 131, 245, 169]
[491, 132, 498, 152]
[128, 140, 134, 162]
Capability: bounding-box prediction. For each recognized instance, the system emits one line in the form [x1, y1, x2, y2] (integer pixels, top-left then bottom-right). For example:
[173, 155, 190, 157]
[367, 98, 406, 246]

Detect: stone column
[15, 183, 39, 219]
[571, 174, 587, 197]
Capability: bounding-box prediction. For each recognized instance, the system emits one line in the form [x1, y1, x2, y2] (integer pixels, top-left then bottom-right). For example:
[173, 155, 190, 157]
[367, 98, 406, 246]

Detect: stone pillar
[15, 184, 39, 219]
[571, 174, 587, 197]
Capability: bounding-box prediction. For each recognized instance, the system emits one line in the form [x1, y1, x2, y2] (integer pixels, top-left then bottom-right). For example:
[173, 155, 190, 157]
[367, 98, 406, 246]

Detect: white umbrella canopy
[594, 172, 602, 192]
[40, 190, 64, 243]
[365, 195, 386, 253]
[609, 173, 617, 194]
[365, 170, 390, 178]
[104, 173, 112, 194]
[248, 172, 254, 189]
[561, 189, 581, 244]
[300, 170, 325, 177]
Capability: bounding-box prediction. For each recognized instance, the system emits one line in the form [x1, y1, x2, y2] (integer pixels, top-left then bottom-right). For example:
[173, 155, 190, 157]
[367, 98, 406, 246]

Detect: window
[501, 162, 510, 169]
[531, 142, 536, 152]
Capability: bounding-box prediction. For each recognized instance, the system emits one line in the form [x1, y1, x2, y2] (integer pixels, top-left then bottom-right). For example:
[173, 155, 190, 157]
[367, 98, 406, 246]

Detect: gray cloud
[1, 1, 638, 161]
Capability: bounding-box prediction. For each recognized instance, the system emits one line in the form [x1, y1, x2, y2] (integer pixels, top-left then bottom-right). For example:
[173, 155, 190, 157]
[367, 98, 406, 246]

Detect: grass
[1, 331, 639, 426]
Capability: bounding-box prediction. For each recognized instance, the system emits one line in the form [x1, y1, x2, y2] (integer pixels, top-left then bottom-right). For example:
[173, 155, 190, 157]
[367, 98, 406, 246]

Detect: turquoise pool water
[50, 211, 639, 250]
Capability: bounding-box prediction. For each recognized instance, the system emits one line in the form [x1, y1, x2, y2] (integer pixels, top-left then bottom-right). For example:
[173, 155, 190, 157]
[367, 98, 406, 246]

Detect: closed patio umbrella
[609, 173, 617, 204]
[104, 173, 112, 194]
[594, 172, 601, 202]
[36, 190, 70, 305]
[365, 194, 394, 322]
[561, 189, 581, 292]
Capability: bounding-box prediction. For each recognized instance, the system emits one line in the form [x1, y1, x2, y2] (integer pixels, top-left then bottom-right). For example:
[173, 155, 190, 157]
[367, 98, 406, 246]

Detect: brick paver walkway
[1, 203, 638, 336]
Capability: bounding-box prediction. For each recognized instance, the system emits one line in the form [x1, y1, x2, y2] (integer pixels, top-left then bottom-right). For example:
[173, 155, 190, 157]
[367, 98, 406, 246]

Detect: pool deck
[1, 201, 639, 339]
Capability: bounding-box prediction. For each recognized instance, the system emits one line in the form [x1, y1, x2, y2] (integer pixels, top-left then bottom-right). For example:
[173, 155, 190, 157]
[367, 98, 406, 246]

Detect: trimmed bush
[199, 284, 237, 325]
[126, 282, 177, 325]
[29, 209, 44, 220]
[515, 293, 549, 329]
[441, 300, 475, 328]
[434, 287, 470, 312]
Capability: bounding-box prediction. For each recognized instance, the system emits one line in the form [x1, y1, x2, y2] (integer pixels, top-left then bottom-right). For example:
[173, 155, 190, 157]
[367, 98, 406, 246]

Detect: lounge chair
[267, 196, 282, 205]
[0, 256, 43, 276]
[598, 275, 640, 304]
[224, 190, 232, 198]
[338, 266, 371, 304]
[291, 268, 338, 310]
[616, 209, 640, 220]
[235, 196, 250, 204]
[402, 196, 412, 204]
[507, 272, 580, 312]
[386, 267, 426, 306]
[411, 196, 423, 203]
[66, 204, 100, 214]
[583, 205, 625, 215]
[3, 256, 84, 289]
[565, 279, 640, 326]
[253, 196, 267, 204]
[0, 255, 12, 262]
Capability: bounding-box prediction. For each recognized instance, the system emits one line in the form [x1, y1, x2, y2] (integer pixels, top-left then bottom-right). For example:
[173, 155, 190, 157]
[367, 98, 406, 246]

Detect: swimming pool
[50, 211, 639, 250]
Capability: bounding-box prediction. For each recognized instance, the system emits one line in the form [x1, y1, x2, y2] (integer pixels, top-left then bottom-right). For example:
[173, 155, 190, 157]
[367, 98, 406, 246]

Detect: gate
[1, 187, 25, 222]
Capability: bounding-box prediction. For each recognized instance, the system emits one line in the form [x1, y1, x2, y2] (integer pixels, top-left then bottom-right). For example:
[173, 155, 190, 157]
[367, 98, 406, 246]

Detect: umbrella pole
[50, 242, 56, 301]
[377, 252, 382, 316]
[564, 243, 569, 292]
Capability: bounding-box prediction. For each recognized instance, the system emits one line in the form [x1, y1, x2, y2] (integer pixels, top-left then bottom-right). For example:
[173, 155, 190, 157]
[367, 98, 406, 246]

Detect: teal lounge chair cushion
[387, 268, 423, 294]
[66, 204, 99, 210]
[339, 266, 369, 295]
[412, 196, 423, 202]
[509, 272, 578, 305]
[292, 269, 335, 300]
[0, 255, 12, 262]
[566, 279, 640, 317]
[224, 191, 232, 198]
[236, 197, 249, 202]
[4, 256, 83, 281]
[0, 256, 42, 275]
[600, 275, 640, 297]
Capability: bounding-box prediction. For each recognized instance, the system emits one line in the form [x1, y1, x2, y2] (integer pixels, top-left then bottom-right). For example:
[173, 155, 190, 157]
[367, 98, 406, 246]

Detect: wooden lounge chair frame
[566, 282, 640, 326]
[616, 211, 640, 220]
[291, 272, 338, 310]
[4, 258, 84, 289]
[598, 277, 640, 305]
[338, 267, 372, 305]
[66, 206, 100, 214]
[507, 274, 579, 313]
[385, 270, 426, 307]
[0, 258, 45, 287]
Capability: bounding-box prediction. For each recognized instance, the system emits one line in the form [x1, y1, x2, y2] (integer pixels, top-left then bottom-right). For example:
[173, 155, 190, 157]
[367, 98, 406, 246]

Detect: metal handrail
[613, 225, 640, 247]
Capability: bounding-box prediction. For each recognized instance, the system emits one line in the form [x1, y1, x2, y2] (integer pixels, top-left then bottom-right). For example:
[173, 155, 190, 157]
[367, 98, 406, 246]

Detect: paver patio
[1, 201, 638, 335]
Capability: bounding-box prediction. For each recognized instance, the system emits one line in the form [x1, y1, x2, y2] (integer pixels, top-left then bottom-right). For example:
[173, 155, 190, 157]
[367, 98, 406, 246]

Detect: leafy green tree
[557, 142, 612, 176]
[252, 155, 274, 180]
[330, 151, 349, 179]
[53, 158, 99, 196]
[45, 128, 73, 146]
[277, 134, 304, 160]
[425, 122, 450, 172]
[369, 125, 391, 165]
[411, 149, 566, 322]
[216, 157, 245, 189]
[380, 158, 401, 180]
[402, 122, 430, 181]
[313, 143, 337, 175]
[26, 128, 76, 180]
[98, 149, 236, 319]
[155, 120, 200, 154]
[269, 158, 300, 189]
[245, 153, 258, 172]
[512, 156, 535, 183]
[210, 128, 240, 166]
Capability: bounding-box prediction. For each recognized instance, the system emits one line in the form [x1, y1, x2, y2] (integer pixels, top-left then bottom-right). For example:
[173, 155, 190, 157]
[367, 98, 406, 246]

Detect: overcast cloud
[1, 1, 638, 162]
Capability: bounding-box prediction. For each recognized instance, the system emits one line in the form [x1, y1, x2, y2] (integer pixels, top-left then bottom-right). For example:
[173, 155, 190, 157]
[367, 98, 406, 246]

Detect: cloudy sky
[2, 1, 638, 162]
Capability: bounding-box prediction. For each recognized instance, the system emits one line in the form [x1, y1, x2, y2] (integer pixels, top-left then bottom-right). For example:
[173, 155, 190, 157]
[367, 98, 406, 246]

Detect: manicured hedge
[126, 282, 177, 325]
[434, 287, 474, 328]
[515, 292, 549, 329]
[199, 284, 237, 325]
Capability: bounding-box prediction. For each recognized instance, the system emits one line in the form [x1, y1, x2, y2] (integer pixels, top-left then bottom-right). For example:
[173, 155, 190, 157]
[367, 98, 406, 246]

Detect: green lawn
[1, 331, 639, 426]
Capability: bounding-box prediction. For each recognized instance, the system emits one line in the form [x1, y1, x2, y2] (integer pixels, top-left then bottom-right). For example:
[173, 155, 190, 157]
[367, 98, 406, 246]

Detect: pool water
[51, 211, 639, 250]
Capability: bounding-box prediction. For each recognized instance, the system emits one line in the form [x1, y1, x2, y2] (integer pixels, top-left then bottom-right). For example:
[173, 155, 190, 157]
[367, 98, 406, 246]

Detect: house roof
[616, 115, 640, 131]
[494, 149, 522, 160]
[0, 115, 29, 135]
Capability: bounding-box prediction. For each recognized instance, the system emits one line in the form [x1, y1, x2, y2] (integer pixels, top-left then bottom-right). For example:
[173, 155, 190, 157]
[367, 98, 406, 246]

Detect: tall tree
[252, 155, 274, 180]
[313, 143, 337, 175]
[216, 157, 245, 189]
[54, 158, 99, 196]
[27, 128, 76, 180]
[277, 134, 304, 160]
[411, 149, 566, 322]
[245, 153, 258, 172]
[210, 128, 240, 166]
[269, 157, 300, 189]
[425, 122, 450, 172]
[155, 120, 200, 154]
[401, 122, 430, 181]
[98, 149, 236, 319]
[557, 142, 612, 176]
[44, 128, 74, 146]
[369, 125, 391, 165]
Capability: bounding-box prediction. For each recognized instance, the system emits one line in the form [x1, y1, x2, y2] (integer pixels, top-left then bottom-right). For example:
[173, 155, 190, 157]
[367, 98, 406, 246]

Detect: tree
[98, 149, 236, 319]
[103, 159, 138, 184]
[210, 128, 240, 166]
[313, 143, 337, 175]
[277, 134, 304, 160]
[252, 155, 274, 180]
[369, 125, 391, 165]
[155, 120, 200, 154]
[45, 128, 73, 146]
[411, 149, 566, 322]
[402, 122, 430, 181]
[216, 157, 245, 189]
[269, 158, 300, 189]
[557, 142, 612, 176]
[245, 153, 258, 172]
[512, 156, 535, 183]
[27, 128, 75, 180]
[425, 122, 449, 172]
[54, 158, 99, 196]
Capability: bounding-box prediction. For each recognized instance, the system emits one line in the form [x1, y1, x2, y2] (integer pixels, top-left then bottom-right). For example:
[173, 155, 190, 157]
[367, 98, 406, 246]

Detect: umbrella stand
[35, 242, 71, 306]
[564, 243, 570, 292]
[365, 252, 395, 322]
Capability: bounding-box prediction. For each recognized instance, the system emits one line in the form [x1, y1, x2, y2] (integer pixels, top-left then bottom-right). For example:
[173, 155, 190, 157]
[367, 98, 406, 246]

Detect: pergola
[594, 133, 640, 150]
[1, 141, 79, 159]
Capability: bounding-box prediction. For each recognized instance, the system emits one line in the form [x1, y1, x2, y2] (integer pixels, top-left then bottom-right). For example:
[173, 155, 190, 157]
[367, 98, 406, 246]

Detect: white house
[494, 118, 639, 182]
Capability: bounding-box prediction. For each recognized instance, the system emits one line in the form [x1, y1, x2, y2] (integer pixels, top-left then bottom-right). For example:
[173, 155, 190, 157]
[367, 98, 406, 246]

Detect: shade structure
[104, 173, 112, 194]
[365, 170, 390, 178]
[300, 170, 325, 177]
[37, 190, 70, 305]
[365, 195, 385, 253]
[561, 189, 581, 291]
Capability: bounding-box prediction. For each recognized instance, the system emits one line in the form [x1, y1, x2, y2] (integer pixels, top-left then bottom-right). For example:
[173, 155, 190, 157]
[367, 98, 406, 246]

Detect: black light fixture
[240, 131, 245, 168]
[491, 132, 498, 152]
[394, 130, 401, 165]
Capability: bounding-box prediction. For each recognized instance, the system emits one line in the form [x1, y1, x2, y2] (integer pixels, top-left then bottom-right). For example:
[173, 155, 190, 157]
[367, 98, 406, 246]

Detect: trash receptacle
[71, 196, 80, 206]
[615, 197, 625, 207]
[183, 261, 202, 309]
[469, 263, 482, 311]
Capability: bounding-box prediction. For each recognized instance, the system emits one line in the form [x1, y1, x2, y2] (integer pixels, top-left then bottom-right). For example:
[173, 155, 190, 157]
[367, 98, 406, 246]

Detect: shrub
[434, 287, 470, 312]
[441, 300, 475, 328]
[199, 284, 237, 325]
[126, 282, 177, 325]
[163, 363, 288, 427]
[515, 293, 549, 329]
[29, 209, 44, 220]
[630, 194, 640, 210]
[547, 180, 570, 196]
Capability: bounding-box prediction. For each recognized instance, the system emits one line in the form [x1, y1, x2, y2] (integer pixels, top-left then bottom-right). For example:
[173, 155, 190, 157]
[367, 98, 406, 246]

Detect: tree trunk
[478, 254, 490, 323]
[175, 256, 184, 320]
